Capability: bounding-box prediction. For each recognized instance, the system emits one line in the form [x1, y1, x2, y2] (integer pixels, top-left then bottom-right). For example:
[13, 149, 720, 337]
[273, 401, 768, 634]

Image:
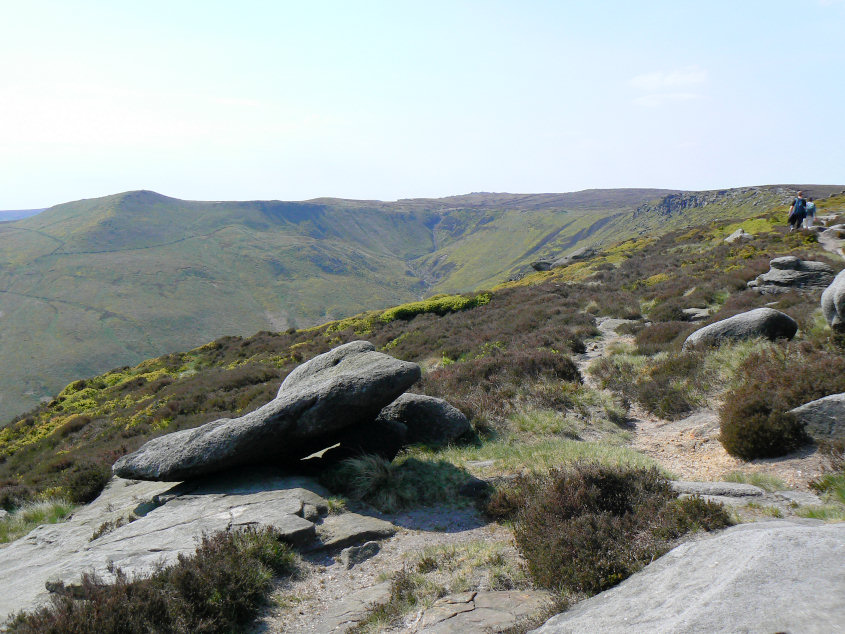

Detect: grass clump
[0, 499, 75, 544]
[722, 471, 787, 492]
[320, 455, 477, 513]
[487, 463, 731, 597]
[8, 526, 297, 633]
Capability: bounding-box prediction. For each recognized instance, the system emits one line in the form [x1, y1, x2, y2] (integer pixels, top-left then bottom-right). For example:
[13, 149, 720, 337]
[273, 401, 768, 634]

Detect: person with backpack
[804, 197, 817, 228]
[788, 191, 807, 231]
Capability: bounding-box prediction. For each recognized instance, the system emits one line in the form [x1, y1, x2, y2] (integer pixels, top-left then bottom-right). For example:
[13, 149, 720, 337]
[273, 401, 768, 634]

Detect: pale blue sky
[1, 0, 843, 208]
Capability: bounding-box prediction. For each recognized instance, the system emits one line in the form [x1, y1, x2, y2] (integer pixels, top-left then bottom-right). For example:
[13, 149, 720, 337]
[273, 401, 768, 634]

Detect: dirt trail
[582, 317, 825, 489]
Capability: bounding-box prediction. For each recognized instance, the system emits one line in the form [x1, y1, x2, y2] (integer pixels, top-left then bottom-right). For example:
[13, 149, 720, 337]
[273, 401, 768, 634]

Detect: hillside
[0, 185, 838, 423]
[2, 192, 845, 630]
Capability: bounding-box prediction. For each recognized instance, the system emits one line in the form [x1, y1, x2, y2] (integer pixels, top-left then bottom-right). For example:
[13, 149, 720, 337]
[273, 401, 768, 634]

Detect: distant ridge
[0, 208, 45, 221]
[0, 184, 839, 422]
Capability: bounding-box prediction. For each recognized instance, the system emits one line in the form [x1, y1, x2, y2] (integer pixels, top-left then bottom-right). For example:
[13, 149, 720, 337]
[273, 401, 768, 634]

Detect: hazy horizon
[3, 0, 844, 209]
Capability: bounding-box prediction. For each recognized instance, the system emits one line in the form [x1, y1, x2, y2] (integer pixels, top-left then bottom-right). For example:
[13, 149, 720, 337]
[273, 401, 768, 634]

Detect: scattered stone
[418, 590, 552, 633]
[724, 228, 753, 243]
[113, 341, 421, 481]
[0, 509, 9, 520]
[532, 520, 845, 634]
[312, 512, 396, 551]
[338, 540, 380, 569]
[789, 393, 845, 441]
[682, 307, 797, 350]
[376, 393, 472, 446]
[747, 256, 835, 294]
[822, 269, 845, 331]
[671, 481, 765, 498]
[681, 307, 709, 321]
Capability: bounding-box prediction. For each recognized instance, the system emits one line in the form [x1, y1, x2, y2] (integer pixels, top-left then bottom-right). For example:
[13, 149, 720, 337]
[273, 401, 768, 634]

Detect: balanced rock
[682, 307, 797, 350]
[532, 520, 845, 634]
[789, 393, 845, 441]
[821, 268, 845, 331]
[376, 393, 472, 445]
[113, 341, 421, 481]
[747, 256, 835, 294]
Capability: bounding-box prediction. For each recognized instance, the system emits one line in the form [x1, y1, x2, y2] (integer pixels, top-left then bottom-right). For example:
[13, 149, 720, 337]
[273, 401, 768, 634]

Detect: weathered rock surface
[0, 470, 395, 622]
[376, 393, 472, 446]
[302, 582, 392, 633]
[532, 519, 845, 634]
[113, 341, 421, 481]
[418, 590, 552, 633]
[682, 307, 797, 349]
[339, 540, 380, 569]
[532, 246, 596, 271]
[789, 393, 845, 441]
[747, 256, 835, 293]
[671, 480, 765, 498]
[724, 227, 753, 243]
[822, 268, 845, 331]
[680, 307, 709, 321]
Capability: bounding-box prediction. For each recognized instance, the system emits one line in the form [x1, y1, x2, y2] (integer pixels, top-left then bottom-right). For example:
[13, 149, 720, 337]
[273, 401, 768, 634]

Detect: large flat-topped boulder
[748, 256, 835, 294]
[0, 470, 395, 623]
[789, 393, 845, 441]
[682, 307, 797, 350]
[822, 269, 845, 331]
[113, 341, 421, 481]
[532, 520, 845, 634]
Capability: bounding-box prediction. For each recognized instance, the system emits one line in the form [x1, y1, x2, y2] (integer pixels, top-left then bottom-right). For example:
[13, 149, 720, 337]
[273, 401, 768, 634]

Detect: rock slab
[682, 307, 797, 349]
[419, 590, 552, 633]
[822, 268, 845, 331]
[789, 392, 845, 441]
[748, 256, 835, 294]
[531, 519, 845, 634]
[113, 341, 421, 481]
[0, 470, 395, 622]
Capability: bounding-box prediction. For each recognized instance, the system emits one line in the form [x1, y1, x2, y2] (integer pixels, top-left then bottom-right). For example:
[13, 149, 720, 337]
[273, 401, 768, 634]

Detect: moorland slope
[0, 185, 840, 422]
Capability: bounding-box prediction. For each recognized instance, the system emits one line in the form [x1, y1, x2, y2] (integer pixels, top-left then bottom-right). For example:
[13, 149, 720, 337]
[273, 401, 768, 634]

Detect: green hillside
[2, 192, 844, 508]
[0, 185, 839, 422]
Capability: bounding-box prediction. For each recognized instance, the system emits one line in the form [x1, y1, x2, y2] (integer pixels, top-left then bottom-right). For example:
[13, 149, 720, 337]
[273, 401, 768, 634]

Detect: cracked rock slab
[0, 470, 340, 622]
[417, 590, 552, 633]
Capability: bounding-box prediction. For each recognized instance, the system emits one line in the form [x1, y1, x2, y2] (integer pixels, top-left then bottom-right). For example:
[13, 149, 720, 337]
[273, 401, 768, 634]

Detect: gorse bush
[719, 346, 845, 459]
[9, 527, 297, 633]
[487, 464, 731, 597]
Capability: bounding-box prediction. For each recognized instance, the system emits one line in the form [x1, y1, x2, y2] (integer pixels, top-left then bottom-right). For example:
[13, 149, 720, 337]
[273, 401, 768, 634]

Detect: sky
[1, 0, 844, 209]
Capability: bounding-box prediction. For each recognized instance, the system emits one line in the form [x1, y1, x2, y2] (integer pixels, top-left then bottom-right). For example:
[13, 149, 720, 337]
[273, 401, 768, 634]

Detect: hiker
[804, 197, 816, 228]
[788, 191, 806, 231]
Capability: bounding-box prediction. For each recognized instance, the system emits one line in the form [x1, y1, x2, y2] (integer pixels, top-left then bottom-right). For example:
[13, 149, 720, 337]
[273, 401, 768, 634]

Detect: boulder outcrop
[532, 520, 845, 634]
[747, 256, 835, 294]
[682, 307, 797, 350]
[113, 341, 421, 481]
[789, 393, 845, 441]
[724, 227, 753, 243]
[822, 268, 845, 331]
[531, 246, 596, 271]
[376, 393, 472, 446]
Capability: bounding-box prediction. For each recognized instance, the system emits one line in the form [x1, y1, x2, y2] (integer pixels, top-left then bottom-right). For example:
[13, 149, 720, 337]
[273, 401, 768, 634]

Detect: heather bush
[8, 527, 297, 633]
[719, 346, 845, 459]
[635, 321, 695, 355]
[489, 464, 730, 596]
